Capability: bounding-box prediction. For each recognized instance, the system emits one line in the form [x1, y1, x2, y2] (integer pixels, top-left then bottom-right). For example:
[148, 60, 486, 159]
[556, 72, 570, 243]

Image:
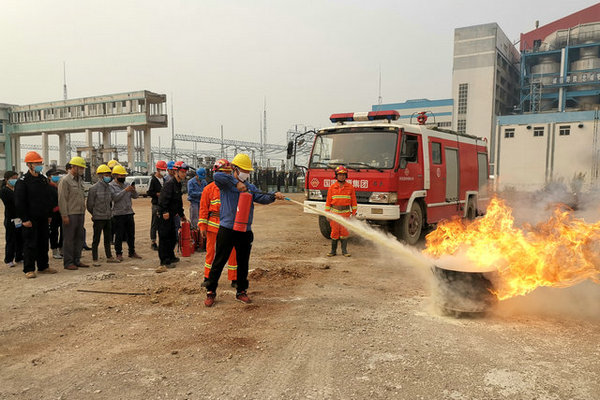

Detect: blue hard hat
[196, 168, 206, 179]
[167, 161, 175, 170]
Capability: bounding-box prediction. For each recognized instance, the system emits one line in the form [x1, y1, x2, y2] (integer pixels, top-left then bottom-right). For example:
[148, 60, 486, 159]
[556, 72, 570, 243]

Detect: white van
[124, 176, 151, 197]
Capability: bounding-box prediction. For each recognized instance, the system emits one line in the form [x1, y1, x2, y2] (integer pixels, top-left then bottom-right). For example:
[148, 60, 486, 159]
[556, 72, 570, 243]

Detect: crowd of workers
[0, 151, 304, 306]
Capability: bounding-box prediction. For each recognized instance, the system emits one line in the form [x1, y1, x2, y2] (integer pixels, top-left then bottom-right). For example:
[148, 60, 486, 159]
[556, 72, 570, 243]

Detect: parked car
[124, 176, 151, 197]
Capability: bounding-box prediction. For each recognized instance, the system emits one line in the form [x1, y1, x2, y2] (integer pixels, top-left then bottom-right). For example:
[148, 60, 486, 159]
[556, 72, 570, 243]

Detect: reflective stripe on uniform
[332, 195, 351, 200]
[208, 220, 220, 229]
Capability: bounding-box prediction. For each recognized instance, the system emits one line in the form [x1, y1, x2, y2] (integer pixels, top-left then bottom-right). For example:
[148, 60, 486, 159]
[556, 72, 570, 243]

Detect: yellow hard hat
[231, 153, 254, 171]
[69, 156, 87, 168]
[96, 164, 111, 174]
[107, 160, 120, 169]
[112, 165, 128, 175]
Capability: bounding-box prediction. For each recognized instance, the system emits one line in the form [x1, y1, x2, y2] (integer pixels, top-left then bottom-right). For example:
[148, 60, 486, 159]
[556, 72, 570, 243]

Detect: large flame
[424, 198, 600, 300]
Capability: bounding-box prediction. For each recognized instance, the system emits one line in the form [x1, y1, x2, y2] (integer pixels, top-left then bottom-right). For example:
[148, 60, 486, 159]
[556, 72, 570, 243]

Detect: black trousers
[92, 219, 112, 260]
[150, 204, 160, 242]
[49, 211, 62, 249]
[22, 216, 49, 273]
[113, 214, 135, 256]
[4, 219, 23, 264]
[158, 215, 177, 264]
[206, 227, 253, 293]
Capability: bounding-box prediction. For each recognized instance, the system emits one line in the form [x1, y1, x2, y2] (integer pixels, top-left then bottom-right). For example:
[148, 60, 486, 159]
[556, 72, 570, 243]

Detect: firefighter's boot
[341, 239, 350, 257]
[327, 239, 338, 257]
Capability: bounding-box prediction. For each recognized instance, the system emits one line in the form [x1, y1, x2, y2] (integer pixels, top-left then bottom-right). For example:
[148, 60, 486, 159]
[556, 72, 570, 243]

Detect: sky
[2, 0, 599, 157]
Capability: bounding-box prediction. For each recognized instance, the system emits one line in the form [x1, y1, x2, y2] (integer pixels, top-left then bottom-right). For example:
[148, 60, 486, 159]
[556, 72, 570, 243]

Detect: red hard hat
[213, 158, 231, 172]
[335, 165, 348, 175]
[24, 151, 43, 163]
[156, 160, 168, 170]
[175, 161, 184, 168]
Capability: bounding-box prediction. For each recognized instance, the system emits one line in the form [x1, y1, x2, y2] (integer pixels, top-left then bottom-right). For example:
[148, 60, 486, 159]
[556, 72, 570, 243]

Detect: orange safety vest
[325, 181, 357, 215]
[198, 182, 222, 233]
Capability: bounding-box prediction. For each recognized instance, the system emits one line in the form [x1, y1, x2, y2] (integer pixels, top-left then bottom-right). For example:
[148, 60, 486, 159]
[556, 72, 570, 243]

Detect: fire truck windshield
[309, 130, 398, 169]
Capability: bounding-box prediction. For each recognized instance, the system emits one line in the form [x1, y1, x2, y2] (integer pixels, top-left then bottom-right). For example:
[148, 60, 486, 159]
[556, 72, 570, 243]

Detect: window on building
[533, 127, 544, 137]
[431, 142, 442, 164]
[559, 126, 571, 136]
[457, 119, 467, 134]
[457, 83, 468, 114]
[504, 128, 515, 138]
[437, 122, 451, 128]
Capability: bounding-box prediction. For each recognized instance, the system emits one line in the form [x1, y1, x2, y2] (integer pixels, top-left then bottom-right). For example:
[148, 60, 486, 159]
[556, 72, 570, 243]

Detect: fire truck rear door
[445, 147, 459, 203]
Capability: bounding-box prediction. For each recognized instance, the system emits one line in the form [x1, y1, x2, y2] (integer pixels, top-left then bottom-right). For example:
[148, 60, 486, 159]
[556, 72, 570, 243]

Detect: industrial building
[495, 3, 600, 191]
[0, 90, 167, 172]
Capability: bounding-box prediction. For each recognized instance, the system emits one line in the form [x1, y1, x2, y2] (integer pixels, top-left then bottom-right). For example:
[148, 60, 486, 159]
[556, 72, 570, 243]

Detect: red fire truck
[303, 110, 489, 245]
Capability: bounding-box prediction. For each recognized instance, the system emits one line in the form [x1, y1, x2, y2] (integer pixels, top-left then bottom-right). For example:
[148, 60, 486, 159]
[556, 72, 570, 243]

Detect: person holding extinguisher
[156, 162, 188, 272]
[203, 153, 285, 307]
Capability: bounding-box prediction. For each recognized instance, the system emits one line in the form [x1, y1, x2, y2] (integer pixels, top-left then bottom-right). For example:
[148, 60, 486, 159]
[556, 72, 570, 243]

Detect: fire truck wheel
[318, 216, 332, 239]
[395, 201, 423, 245]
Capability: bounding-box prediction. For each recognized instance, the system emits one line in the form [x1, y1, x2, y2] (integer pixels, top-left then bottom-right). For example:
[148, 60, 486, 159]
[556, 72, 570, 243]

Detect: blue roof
[372, 98, 453, 111]
[497, 111, 596, 125]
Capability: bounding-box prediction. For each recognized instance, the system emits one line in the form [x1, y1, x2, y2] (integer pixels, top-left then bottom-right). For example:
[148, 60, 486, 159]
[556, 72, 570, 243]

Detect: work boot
[205, 291, 216, 307]
[106, 257, 120, 263]
[52, 248, 63, 259]
[155, 266, 168, 273]
[129, 253, 142, 259]
[341, 239, 350, 257]
[327, 239, 338, 257]
[77, 262, 90, 268]
[38, 267, 57, 274]
[25, 271, 37, 279]
[64, 265, 78, 270]
[116, 254, 124, 262]
[235, 291, 251, 304]
[93, 259, 101, 267]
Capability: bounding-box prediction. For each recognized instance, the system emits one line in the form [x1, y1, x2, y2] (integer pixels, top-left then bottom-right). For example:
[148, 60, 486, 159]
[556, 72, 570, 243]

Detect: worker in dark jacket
[148, 160, 167, 251]
[15, 151, 57, 278]
[204, 153, 284, 307]
[1, 171, 23, 267]
[187, 167, 207, 228]
[156, 162, 188, 272]
[46, 169, 63, 260]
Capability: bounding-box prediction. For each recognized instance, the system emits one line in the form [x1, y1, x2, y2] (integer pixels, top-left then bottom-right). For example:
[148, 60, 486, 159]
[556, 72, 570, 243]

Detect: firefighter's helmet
[213, 158, 231, 172]
[334, 165, 348, 176]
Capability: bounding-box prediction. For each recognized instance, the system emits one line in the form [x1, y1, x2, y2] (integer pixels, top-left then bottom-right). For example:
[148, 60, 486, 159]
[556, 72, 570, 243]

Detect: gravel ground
[0, 194, 599, 399]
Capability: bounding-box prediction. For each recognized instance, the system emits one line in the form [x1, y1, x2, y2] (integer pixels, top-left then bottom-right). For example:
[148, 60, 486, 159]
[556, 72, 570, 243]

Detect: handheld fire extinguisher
[233, 192, 253, 232]
[180, 220, 192, 257]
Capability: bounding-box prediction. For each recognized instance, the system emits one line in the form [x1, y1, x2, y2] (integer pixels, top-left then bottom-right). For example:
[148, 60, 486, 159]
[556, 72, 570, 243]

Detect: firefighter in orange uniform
[198, 159, 238, 287]
[325, 165, 357, 257]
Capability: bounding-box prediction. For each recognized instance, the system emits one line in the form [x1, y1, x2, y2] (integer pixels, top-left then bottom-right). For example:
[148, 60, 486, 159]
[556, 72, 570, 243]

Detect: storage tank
[570, 42, 600, 109]
[531, 55, 560, 110]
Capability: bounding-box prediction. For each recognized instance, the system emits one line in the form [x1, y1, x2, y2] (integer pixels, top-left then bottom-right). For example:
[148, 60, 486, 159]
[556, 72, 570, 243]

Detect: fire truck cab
[304, 110, 489, 245]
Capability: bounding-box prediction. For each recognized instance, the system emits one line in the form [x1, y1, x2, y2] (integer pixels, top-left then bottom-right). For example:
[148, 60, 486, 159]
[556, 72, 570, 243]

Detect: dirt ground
[1, 193, 599, 400]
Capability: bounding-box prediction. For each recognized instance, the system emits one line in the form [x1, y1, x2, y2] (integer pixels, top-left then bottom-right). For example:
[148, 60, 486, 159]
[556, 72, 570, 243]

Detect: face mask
[117, 177, 126, 183]
[103, 177, 112, 183]
[51, 176, 60, 183]
[8, 179, 17, 186]
[34, 165, 43, 173]
[160, 170, 167, 177]
[237, 171, 249, 182]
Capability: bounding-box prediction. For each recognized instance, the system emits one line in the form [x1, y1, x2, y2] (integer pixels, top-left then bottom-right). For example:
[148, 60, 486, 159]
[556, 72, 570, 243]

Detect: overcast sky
[2, 0, 598, 154]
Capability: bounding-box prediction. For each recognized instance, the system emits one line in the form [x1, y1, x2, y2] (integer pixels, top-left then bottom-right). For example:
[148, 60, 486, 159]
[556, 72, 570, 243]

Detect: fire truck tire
[318, 216, 332, 239]
[395, 201, 423, 245]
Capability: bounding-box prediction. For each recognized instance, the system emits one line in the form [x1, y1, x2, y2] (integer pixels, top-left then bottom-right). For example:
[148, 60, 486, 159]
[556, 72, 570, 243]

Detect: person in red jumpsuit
[325, 165, 357, 257]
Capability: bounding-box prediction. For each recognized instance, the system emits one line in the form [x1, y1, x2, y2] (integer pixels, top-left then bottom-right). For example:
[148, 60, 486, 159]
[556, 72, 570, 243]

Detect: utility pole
[220, 125, 224, 158]
[170, 95, 175, 159]
[263, 97, 267, 168]
[64, 62, 71, 159]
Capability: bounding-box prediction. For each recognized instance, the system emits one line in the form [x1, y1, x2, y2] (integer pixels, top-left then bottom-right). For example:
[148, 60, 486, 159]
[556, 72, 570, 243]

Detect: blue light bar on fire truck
[329, 110, 400, 123]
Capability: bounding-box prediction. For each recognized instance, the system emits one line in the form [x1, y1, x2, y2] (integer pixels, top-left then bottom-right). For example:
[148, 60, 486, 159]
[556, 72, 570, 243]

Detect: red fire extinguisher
[180, 220, 192, 257]
[233, 192, 253, 232]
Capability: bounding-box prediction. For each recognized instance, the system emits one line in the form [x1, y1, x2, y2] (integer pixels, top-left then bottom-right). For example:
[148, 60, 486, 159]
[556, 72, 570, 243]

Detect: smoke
[493, 281, 600, 320]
